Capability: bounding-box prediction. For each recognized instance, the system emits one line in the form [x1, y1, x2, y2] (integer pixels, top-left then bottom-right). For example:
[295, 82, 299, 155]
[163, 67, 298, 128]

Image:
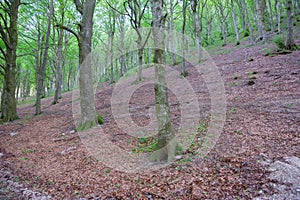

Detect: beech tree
[285, 0, 296, 50]
[35, 0, 53, 115]
[60, 0, 98, 129]
[151, 0, 176, 162]
[0, 0, 20, 121]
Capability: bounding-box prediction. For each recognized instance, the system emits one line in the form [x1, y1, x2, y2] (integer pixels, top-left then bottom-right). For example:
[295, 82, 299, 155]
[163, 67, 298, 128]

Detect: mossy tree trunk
[0, 0, 20, 121]
[74, 0, 98, 129]
[285, 0, 296, 50]
[151, 0, 176, 162]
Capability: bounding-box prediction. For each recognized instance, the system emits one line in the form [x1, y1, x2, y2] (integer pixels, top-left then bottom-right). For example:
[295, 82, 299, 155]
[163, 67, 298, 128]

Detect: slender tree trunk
[231, 0, 240, 45]
[169, 0, 176, 64]
[119, 15, 125, 77]
[181, 0, 187, 76]
[53, 7, 65, 104]
[192, 0, 203, 60]
[285, 0, 296, 49]
[36, 0, 53, 115]
[275, 0, 281, 33]
[256, 0, 268, 41]
[137, 32, 143, 82]
[242, 0, 255, 43]
[151, 0, 176, 162]
[0, 0, 20, 121]
[53, 29, 64, 104]
[267, 0, 274, 32]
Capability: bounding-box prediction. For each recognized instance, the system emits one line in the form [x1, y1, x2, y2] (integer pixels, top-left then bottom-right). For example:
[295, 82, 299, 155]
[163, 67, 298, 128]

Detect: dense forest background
[0, 0, 299, 122]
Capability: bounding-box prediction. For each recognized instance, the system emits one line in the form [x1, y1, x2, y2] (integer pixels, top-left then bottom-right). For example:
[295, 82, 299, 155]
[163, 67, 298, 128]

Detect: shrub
[97, 115, 104, 124]
[273, 35, 285, 49]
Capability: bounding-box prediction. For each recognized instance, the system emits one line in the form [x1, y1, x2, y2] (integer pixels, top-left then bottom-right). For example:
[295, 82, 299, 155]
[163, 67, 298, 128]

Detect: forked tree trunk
[151, 0, 176, 162]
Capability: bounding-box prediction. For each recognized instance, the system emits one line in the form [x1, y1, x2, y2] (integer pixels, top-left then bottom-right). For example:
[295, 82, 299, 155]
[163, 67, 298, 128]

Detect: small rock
[60, 146, 76, 155]
[0, 153, 3, 158]
[10, 132, 18, 136]
[175, 155, 183, 160]
[69, 130, 76, 134]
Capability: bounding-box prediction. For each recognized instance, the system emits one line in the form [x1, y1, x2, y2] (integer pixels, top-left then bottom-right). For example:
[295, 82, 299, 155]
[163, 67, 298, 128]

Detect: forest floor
[0, 35, 300, 199]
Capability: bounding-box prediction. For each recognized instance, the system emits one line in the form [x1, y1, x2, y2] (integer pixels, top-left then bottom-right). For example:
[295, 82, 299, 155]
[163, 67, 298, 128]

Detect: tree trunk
[36, 0, 53, 115]
[256, 0, 268, 41]
[0, 0, 20, 121]
[137, 33, 143, 82]
[119, 15, 125, 77]
[242, 0, 255, 43]
[275, 0, 281, 33]
[151, 0, 176, 163]
[53, 7, 65, 104]
[192, 0, 203, 60]
[267, 0, 274, 33]
[109, 9, 115, 84]
[169, 0, 176, 64]
[231, 0, 240, 45]
[181, 0, 187, 76]
[77, 0, 97, 129]
[285, 0, 296, 50]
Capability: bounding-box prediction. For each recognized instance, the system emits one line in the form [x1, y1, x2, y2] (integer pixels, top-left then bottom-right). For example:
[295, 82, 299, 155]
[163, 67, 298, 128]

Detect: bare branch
[73, 0, 83, 14]
[0, 24, 10, 49]
[55, 24, 79, 43]
[141, 29, 151, 49]
[105, 0, 128, 16]
[139, 0, 150, 22]
[0, 46, 6, 58]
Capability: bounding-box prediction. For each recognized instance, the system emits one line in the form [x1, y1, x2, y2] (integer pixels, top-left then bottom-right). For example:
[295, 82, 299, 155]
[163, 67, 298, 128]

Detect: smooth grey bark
[236, 0, 247, 33]
[256, 0, 268, 41]
[215, 0, 229, 46]
[36, 0, 53, 115]
[242, 0, 255, 43]
[78, 0, 97, 127]
[109, 9, 116, 84]
[151, 0, 176, 162]
[119, 15, 125, 77]
[181, 0, 187, 76]
[192, 0, 207, 60]
[275, 0, 281, 33]
[73, 0, 97, 128]
[267, 0, 274, 32]
[231, 0, 240, 45]
[121, 0, 150, 82]
[168, 0, 176, 64]
[0, 0, 20, 121]
[53, 3, 65, 104]
[285, 0, 296, 49]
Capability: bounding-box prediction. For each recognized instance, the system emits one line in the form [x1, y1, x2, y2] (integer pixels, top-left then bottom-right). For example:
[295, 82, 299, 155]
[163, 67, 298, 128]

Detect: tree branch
[0, 46, 6, 59]
[55, 24, 79, 43]
[105, 0, 128, 16]
[0, 24, 10, 49]
[73, 0, 83, 14]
